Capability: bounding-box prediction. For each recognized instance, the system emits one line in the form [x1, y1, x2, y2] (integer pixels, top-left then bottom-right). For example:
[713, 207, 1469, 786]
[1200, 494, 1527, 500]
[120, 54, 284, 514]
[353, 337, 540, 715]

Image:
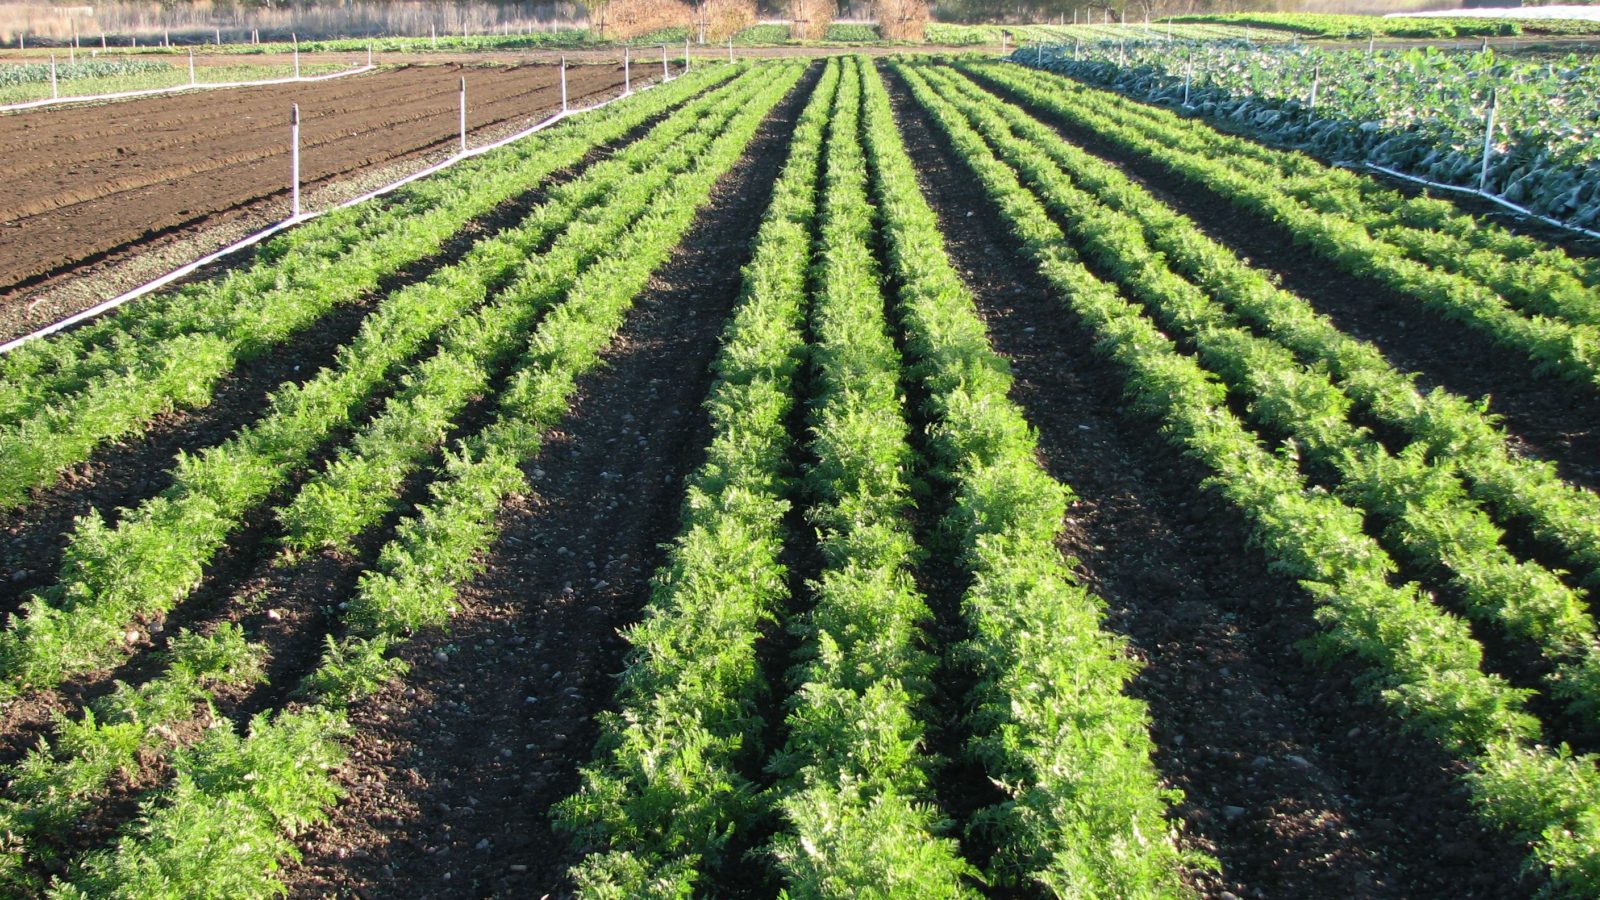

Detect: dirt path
[881, 62, 1540, 899]
[0, 61, 638, 333]
[278, 63, 817, 900]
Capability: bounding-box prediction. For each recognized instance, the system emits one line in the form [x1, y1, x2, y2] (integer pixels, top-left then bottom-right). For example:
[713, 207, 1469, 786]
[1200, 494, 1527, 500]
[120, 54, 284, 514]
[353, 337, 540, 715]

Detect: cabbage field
[0, 50, 1598, 898]
[1022, 40, 1600, 229]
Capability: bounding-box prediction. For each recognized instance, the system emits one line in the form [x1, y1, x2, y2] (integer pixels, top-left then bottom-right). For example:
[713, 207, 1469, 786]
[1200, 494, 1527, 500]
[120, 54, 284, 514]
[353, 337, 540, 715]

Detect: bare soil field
[0, 61, 632, 336]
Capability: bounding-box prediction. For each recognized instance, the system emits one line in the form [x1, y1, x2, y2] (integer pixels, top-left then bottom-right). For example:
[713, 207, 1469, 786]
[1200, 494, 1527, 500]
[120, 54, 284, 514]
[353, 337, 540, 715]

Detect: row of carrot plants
[968, 60, 1600, 590]
[0, 62, 740, 510]
[897, 57, 1600, 895]
[0, 63, 792, 896]
[993, 61, 1600, 393]
[760, 55, 971, 894]
[920, 64, 1600, 725]
[561, 56, 1200, 896]
[554, 58, 838, 897]
[25, 60, 809, 899]
[984, 59, 1600, 322]
[857, 59, 1199, 895]
[273, 65, 786, 555]
[0, 63, 777, 699]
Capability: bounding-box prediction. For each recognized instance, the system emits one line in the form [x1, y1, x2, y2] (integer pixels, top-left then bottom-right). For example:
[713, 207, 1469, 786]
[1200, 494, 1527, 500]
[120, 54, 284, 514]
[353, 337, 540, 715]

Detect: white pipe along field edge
[0, 76, 663, 357]
[1353, 162, 1600, 244]
[0, 64, 376, 113]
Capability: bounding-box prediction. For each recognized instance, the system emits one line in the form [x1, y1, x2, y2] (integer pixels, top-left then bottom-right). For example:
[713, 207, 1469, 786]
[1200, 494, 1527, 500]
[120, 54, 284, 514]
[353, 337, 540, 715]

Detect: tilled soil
[882, 61, 1539, 899]
[963, 69, 1600, 496]
[0, 61, 636, 335]
[279, 63, 817, 899]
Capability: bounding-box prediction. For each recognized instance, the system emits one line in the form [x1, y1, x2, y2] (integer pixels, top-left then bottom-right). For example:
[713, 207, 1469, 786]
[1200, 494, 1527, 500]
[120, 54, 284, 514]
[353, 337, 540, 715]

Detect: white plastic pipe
[624, 45, 630, 94]
[49, 54, 58, 100]
[459, 76, 467, 154]
[560, 56, 568, 112]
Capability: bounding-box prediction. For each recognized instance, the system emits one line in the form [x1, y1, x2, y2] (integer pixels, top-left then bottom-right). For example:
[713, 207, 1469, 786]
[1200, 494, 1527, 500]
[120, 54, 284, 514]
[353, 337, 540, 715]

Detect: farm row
[0, 52, 1598, 896]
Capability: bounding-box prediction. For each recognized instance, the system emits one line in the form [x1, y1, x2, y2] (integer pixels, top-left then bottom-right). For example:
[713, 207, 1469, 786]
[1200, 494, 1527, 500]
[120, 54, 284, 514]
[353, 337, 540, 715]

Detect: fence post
[49, 54, 57, 100]
[1309, 62, 1320, 112]
[189, 48, 195, 84]
[367, 42, 373, 66]
[560, 56, 567, 111]
[216, 26, 221, 46]
[69, 43, 75, 64]
[101, 34, 106, 50]
[1480, 87, 1498, 192]
[1368, 35, 1374, 57]
[293, 34, 300, 78]
[290, 104, 301, 218]
[164, 29, 170, 48]
[624, 44, 630, 94]
[662, 43, 669, 81]
[684, 37, 690, 71]
[431, 23, 437, 47]
[459, 76, 467, 154]
[1183, 61, 1191, 105]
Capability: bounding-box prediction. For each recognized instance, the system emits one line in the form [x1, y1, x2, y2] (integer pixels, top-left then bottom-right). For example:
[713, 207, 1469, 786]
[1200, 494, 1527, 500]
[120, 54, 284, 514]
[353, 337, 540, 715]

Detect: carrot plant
[860, 59, 1201, 895]
[0, 63, 744, 508]
[970, 60, 1600, 589]
[761, 56, 974, 897]
[898, 58, 1600, 896]
[276, 63, 789, 553]
[557, 58, 838, 897]
[37, 60, 807, 900]
[924, 62, 1600, 724]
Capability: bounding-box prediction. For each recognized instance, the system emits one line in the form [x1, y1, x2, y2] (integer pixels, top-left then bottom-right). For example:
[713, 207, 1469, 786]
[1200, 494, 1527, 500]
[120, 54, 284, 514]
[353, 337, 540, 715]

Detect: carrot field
[0, 48, 1597, 898]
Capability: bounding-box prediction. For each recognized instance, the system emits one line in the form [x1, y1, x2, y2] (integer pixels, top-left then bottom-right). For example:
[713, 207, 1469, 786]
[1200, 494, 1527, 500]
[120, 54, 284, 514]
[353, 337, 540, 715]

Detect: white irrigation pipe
[1354, 162, 1600, 242]
[0, 65, 376, 114]
[0, 78, 659, 356]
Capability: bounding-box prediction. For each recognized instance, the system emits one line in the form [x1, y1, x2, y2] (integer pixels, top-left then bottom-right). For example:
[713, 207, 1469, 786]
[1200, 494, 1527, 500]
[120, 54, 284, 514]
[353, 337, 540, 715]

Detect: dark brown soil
[883, 60, 1540, 899]
[279, 64, 817, 899]
[0, 62, 642, 338]
[961, 67, 1600, 498]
